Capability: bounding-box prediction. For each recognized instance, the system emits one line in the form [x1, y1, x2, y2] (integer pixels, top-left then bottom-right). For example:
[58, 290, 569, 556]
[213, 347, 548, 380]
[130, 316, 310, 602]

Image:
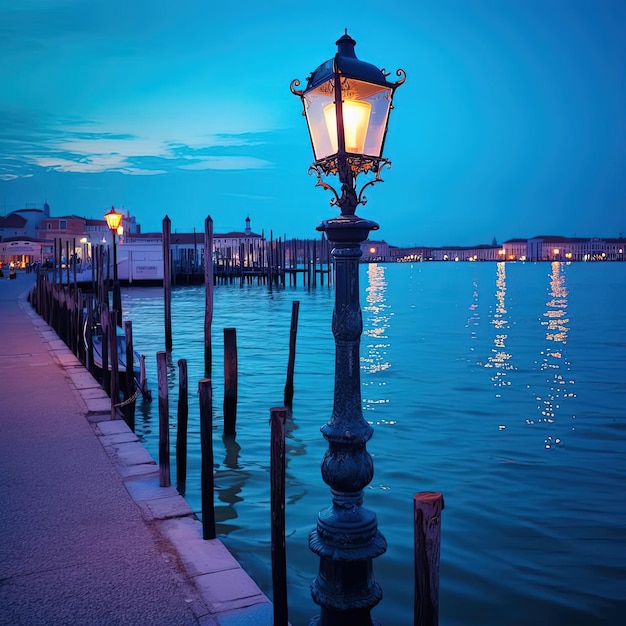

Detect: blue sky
[1, 0, 624, 246]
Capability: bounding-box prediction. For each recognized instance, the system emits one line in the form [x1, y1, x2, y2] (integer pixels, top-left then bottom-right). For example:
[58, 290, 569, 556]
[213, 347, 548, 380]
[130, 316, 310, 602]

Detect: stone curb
[20, 293, 280, 626]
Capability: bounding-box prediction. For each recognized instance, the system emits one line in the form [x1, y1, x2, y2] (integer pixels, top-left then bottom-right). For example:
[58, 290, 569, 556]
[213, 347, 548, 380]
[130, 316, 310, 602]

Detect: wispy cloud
[179, 156, 273, 171]
[0, 109, 276, 177]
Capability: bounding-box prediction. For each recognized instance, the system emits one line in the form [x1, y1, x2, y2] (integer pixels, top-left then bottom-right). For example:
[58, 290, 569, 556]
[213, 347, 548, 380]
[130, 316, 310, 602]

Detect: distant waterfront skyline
[1, 1, 624, 248]
[1, 201, 623, 251]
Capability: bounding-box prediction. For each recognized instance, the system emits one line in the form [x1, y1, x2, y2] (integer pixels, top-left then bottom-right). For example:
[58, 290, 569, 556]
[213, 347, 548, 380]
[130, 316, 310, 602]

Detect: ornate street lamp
[292, 32, 404, 625]
[104, 206, 123, 282]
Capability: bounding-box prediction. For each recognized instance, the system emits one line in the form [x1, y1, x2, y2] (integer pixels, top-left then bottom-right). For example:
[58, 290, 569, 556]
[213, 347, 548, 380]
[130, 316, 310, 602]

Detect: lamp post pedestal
[310, 216, 385, 626]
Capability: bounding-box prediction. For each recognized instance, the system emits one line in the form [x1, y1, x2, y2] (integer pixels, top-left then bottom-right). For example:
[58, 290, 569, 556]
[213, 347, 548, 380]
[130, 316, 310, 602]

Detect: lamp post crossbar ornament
[292, 31, 404, 626]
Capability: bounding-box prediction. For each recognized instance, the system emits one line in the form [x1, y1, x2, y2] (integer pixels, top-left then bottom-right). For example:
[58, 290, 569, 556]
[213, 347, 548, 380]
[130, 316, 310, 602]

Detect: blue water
[123, 261, 626, 626]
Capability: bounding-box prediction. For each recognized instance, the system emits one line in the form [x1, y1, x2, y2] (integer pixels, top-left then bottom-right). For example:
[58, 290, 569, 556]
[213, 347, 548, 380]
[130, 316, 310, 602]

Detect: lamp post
[292, 32, 404, 625]
[104, 206, 123, 282]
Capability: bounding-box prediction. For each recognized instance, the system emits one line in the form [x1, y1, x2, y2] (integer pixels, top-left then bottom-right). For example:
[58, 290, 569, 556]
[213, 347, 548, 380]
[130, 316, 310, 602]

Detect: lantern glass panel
[304, 77, 393, 161]
[303, 79, 336, 161]
[342, 78, 393, 158]
[105, 210, 122, 231]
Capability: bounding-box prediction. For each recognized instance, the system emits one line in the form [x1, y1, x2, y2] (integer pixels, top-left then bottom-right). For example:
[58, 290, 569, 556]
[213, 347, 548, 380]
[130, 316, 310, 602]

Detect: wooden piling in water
[223, 327, 237, 436]
[75, 288, 83, 362]
[85, 296, 94, 375]
[204, 216, 214, 378]
[176, 359, 188, 494]
[284, 300, 300, 409]
[65, 240, 70, 286]
[270, 406, 288, 626]
[124, 320, 136, 431]
[72, 237, 77, 287]
[156, 351, 171, 487]
[101, 304, 110, 395]
[163, 216, 173, 351]
[199, 378, 216, 540]
[112, 280, 122, 328]
[414, 491, 444, 626]
[109, 310, 119, 420]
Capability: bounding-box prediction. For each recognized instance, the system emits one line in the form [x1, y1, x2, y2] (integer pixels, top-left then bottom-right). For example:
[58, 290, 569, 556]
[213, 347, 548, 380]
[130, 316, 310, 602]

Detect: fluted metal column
[309, 214, 386, 626]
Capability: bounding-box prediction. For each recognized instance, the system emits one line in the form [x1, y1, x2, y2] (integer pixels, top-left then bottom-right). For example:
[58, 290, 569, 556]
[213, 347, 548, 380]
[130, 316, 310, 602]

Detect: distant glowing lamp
[104, 206, 123, 282]
[369, 246, 376, 254]
[553, 248, 560, 256]
[104, 206, 123, 232]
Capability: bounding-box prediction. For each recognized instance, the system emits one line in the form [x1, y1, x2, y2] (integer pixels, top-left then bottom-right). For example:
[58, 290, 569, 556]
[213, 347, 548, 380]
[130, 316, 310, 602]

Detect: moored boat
[84, 316, 151, 402]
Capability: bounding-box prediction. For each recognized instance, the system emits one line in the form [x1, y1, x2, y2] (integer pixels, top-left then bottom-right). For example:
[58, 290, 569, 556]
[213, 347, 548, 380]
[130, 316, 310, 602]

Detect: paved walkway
[0, 271, 274, 625]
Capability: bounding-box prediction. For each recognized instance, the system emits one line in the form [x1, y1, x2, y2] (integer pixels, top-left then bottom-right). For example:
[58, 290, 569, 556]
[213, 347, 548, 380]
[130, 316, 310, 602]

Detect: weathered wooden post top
[291, 31, 405, 626]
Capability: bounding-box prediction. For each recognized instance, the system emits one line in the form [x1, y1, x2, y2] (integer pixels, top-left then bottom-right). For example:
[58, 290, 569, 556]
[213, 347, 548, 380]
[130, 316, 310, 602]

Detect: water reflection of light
[528, 262, 576, 447]
[487, 263, 515, 397]
[362, 263, 392, 417]
[466, 279, 480, 351]
[475, 263, 515, 404]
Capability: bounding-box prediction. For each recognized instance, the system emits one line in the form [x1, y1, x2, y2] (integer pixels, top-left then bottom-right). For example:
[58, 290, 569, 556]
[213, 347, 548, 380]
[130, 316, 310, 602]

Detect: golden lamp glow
[553, 248, 560, 255]
[324, 99, 372, 154]
[104, 206, 123, 232]
[369, 247, 376, 254]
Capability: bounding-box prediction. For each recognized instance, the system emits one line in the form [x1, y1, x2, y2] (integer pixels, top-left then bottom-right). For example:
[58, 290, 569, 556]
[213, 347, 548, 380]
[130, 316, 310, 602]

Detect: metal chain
[113, 385, 141, 408]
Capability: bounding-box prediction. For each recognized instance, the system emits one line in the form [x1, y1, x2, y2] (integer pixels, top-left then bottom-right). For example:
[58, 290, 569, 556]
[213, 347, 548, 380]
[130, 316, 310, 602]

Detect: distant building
[0, 202, 51, 240]
[0, 213, 28, 240]
[430, 243, 502, 262]
[361, 239, 391, 262]
[125, 216, 266, 273]
[0, 238, 44, 268]
[504, 236, 626, 261]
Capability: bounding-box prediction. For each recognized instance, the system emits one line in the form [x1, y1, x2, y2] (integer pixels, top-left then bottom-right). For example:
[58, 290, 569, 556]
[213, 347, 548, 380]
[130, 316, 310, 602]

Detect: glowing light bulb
[324, 99, 371, 154]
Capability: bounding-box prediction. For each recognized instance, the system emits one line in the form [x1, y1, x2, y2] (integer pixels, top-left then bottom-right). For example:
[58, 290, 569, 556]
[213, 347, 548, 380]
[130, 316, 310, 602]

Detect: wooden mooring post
[85, 296, 94, 376]
[199, 378, 216, 540]
[176, 359, 189, 495]
[284, 300, 300, 409]
[223, 327, 237, 436]
[109, 310, 120, 420]
[112, 280, 122, 328]
[101, 304, 110, 396]
[414, 491, 444, 626]
[270, 407, 288, 626]
[204, 216, 214, 378]
[124, 320, 136, 431]
[156, 351, 171, 487]
[163, 216, 173, 351]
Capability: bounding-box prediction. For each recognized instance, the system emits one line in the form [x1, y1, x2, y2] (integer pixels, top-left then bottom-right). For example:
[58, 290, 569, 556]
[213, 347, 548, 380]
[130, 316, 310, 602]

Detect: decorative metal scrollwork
[289, 78, 303, 96]
[309, 159, 391, 214]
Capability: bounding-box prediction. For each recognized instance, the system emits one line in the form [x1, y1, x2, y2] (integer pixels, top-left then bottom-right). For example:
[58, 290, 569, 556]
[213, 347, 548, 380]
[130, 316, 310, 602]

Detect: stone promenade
[0, 271, 275, 625]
